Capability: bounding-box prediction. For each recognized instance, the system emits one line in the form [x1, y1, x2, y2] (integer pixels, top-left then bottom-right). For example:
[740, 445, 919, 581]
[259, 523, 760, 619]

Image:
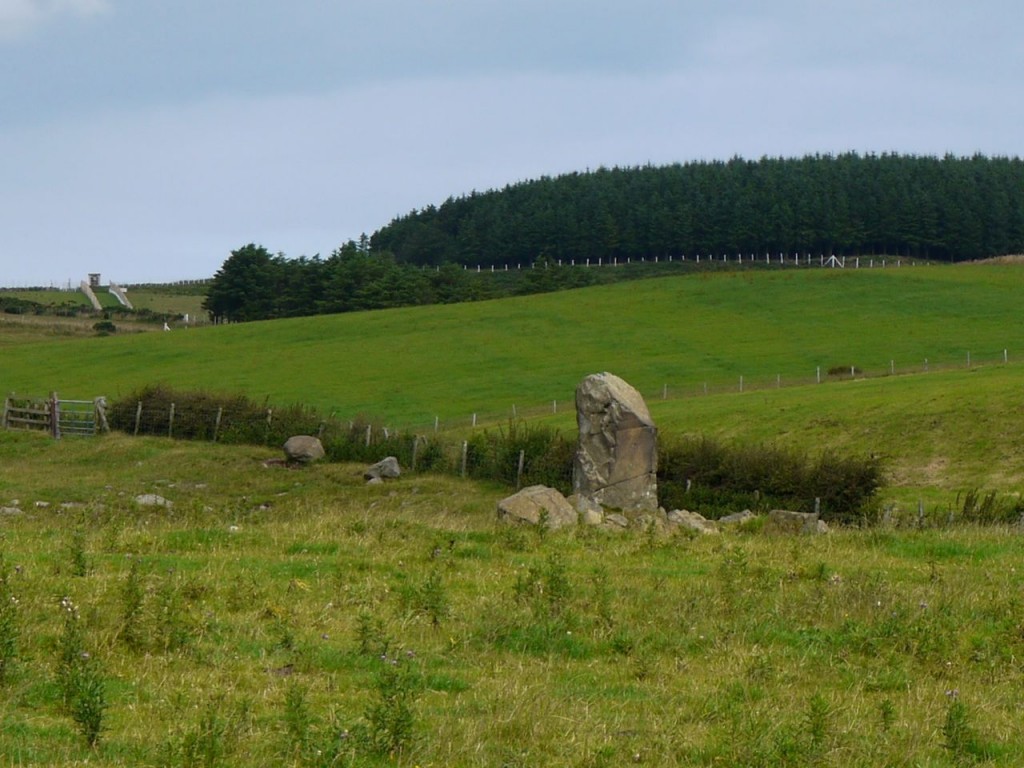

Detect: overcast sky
[1, 0, 1022, 286]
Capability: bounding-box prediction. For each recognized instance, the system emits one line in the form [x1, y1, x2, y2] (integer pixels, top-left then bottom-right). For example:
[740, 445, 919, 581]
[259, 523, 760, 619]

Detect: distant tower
[88, 273, 101, 288]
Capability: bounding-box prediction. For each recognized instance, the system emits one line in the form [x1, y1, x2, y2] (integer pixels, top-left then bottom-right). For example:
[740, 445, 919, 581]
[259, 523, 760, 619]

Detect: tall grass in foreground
[1, 431, 1024, 765]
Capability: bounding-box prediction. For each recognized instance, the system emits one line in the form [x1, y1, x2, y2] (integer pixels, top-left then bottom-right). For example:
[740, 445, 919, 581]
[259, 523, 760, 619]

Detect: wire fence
[370, 346, 1012, 435]
[3, 346, 1015, 444]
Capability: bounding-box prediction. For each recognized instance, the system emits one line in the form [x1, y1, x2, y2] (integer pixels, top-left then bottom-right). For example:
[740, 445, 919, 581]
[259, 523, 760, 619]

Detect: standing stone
[573, 372, 658, 512]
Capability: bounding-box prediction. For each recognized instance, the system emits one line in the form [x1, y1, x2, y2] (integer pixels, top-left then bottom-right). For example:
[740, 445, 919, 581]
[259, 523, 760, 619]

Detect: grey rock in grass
[667, 509, 720, 535]
[135, 493, 172, 508]
[568, 493, 605, 525]
[573, 372, 658, 513]
[497, 485, 578, 529]
[0, 506, 22, 516]
[602, 513, 630, 531]
[283, 435, 325, 464]
[764, 509, 829, 535]
[718, 510, 757, 525]
[364, 456, 401, 481]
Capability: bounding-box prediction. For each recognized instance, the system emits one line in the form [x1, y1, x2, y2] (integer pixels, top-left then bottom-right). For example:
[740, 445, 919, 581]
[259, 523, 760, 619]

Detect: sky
[1, 0, 1022, 287]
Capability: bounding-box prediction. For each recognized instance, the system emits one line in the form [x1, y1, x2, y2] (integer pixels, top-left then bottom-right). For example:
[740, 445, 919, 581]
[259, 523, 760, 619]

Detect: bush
[92, 320, 117, 335]
[658, 436, 883, 524]
[827, 365, 861, 376]
[466, 420, 574, 493]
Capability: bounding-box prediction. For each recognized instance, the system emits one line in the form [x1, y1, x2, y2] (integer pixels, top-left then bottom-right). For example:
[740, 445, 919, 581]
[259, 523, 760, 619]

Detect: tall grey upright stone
[573, 372, 658, 512]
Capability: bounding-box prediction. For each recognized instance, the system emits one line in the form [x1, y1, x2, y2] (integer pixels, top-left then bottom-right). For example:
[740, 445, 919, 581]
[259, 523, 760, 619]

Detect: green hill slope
[2, 262, 1022, 503]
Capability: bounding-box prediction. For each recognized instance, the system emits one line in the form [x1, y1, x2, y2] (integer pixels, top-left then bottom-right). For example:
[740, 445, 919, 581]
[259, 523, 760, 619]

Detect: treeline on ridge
[202, 153, 1024, 322]
[373, 152, 1024, 265]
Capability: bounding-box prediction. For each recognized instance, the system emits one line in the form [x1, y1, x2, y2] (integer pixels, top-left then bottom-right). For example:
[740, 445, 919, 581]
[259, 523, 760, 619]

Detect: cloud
[0, 0, 109, 39]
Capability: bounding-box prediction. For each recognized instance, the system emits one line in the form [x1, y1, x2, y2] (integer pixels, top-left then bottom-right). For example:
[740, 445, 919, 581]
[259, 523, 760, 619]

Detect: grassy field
[2, 262, 1022, 508]
[2, 264, 1024, 765]
[2, 430, 1024, 766]
[1, 263, 1022, 415]
[121, 287, 208, 323]
[0, 289, 92, 306]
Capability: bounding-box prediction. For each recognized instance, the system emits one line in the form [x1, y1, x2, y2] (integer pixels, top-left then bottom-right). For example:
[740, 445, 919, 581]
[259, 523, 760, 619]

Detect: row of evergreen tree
[203, 153, 1024, 321]
[201, 242, 603, 322]
[371, 153, 1024, 265]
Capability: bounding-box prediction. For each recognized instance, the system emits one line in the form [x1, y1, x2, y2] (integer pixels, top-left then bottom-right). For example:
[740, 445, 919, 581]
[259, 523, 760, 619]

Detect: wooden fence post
[134, 401, 143, 436]
[50, 392, 60, 439]
[213, 406, 223, 441]
[1, 395, 10, 430]
[516, 449, 525, 490]
[168, 403, 175, 438]
[461, 440, 468, 478]
[411, 437, 419, 472]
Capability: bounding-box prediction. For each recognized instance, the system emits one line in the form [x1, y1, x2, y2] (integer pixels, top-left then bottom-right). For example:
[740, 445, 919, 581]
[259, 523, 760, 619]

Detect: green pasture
[1, 263, 1022, 507]
[2, 431, 1024, 766]
[120, 288, 207, 322]
[2, 263, 1022, 415]
[0, 289, 92, 306]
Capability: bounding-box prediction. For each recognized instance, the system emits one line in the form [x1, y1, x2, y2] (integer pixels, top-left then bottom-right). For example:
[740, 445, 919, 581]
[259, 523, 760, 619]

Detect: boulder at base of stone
[497, 485, 578, 529]
[764, 509, 829, 535]
[718, 510, 757, 526]
[568, 493, 605, 526]
[283, 435, 325, 464]
[364, 457, 401, 481]
[573, 372, 658, 512]
[667, 509, 719, 535]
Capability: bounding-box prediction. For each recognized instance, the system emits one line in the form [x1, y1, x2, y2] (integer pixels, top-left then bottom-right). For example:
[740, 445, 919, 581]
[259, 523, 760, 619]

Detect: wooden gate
[1, 393, 107, 438]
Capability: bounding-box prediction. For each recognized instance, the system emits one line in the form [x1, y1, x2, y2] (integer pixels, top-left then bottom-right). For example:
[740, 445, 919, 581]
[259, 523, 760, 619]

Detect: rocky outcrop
[572, 372, 658, 512]
[283, 435, 325, 464]
[497, 485, 578, 529]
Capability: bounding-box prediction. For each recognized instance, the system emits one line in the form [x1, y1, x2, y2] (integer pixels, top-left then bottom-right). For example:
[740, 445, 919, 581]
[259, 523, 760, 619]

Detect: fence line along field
[3, 262, 1023, 510]
[2, 263, 1022, 421]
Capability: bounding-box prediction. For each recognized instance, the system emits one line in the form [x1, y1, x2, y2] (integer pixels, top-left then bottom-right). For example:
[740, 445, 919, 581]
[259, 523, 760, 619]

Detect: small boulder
[497, 485, 578, 529]
[568, 493, 605, 525]
[135, 494, 172, 508]
[283, 435, 325, 464]
[719, 510, 757, 526]
[364, 456, 401, 481]
[667, 509, 719, 535]
[764, 509, 829, 535]
[602, 513, 630, 531]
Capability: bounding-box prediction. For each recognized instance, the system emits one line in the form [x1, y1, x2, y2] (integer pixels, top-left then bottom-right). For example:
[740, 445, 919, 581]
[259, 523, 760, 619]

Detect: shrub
[466, 420, 574, 493]
[92, 320, 117, 335]
[827, 365, 862, 376]
[955, 489, 1024, 525]
[658, 436, 883, 523]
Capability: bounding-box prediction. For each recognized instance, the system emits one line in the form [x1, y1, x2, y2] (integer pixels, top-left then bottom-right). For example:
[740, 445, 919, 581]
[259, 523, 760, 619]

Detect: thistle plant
[56, 597, 107, 747]
[0, 553, 18, 685]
